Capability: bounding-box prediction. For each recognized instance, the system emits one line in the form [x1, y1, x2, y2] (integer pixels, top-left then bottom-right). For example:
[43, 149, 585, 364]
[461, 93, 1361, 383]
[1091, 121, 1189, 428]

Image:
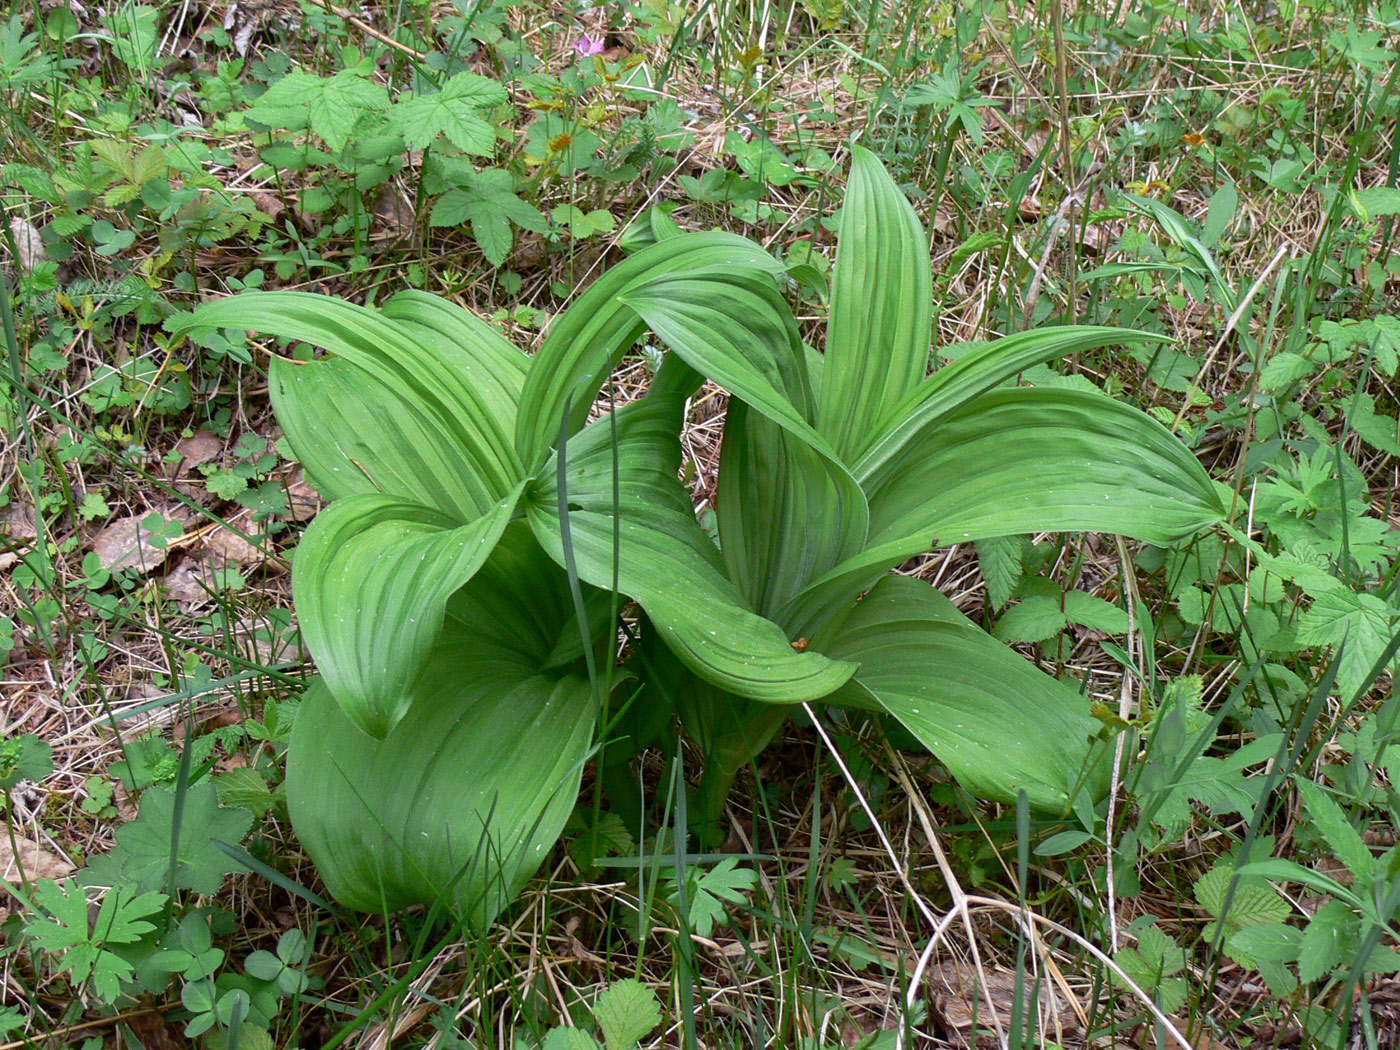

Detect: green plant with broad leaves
[168, 146, 1223, 928]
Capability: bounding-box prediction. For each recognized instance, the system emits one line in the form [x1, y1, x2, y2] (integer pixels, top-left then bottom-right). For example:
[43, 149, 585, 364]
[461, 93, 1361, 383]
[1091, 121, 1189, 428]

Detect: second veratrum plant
[171, 147, 1223, 927]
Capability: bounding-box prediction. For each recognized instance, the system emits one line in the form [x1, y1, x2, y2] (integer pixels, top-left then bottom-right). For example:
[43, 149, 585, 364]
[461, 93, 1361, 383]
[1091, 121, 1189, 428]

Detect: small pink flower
[572, 34, 605, 58]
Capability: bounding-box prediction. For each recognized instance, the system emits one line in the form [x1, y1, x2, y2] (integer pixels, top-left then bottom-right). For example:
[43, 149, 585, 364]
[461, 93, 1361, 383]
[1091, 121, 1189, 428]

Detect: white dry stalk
[360, 943, 458, 1050]
[889, 754, 1076, 1045]
[1171, 245, 1290, 433]
[803, 702, 1008, 1048]
[804, 702, 1197, 1050]
[1105, 533, 1145, 954]
[1022, 193, 1079, 329]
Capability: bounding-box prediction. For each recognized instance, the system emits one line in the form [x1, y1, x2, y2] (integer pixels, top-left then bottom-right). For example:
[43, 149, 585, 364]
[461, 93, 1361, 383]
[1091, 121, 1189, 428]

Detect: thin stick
[1171, 246, 1289, 432]
[1106, 534, 1144, 953]
[303, 0, 428, 60]
[804, 705, 1200, 1050]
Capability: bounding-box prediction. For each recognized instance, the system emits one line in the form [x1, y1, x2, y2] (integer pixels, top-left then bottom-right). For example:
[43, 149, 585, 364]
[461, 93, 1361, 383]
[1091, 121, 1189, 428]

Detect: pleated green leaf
[516, 233, 784, 471]
[285, 524, 597, 929]
[717, 402, 868, 623]
[292, 489, 521, 738]
[618, 268, 826, 450]
[864, 386, 1225, 552]
[776, 535, 930, 642]
[170, 291, 526, 520]
[818, 145, 932, 463]
[855, 326, 1171, 488]
[286, 658, 593, 929]
[526, 395, 856, 704]
[819, 575, 1112, 812]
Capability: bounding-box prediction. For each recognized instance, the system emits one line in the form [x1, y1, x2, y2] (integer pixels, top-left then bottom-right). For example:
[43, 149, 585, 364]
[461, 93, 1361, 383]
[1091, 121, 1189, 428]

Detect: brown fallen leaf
[124, 1003, 191, 1050]
[281, 470, 320, 521]
[164, 557, 220, 607]
[205, 523, 265, 567]
[167, 429, 224, 483]
[91, 507, 194, 574]
[928, 958, 1082, 1048]
[0, 501, 37, 571]
[1, 832, 76, 883]
[7, 216, 46, 274]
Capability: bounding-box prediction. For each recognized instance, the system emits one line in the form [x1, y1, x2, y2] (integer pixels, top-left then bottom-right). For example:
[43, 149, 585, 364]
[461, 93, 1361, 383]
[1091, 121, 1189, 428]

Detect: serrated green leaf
[1356, 186, 1400, 216]
[552, 204, 616, 238]
[1113, 921, 1187, 1013]
[568, 811, 635, 873]
[1063, 590, 1129, 633]
[393, 86, 496, 154]
[3, 163, 61, 203]
[1296, 590, 1397, 701]
[1297, 900, 1354, 983]
[1259, 351, 1316, 391]
[473, 210, 513, 265]
[975, 536, 1024, 611]
[310, 71, 389, 152]
[1193, 864, 1292, 930]
[543, 1029, 602, 1050]
[594, 978, 662, 1050]
[82, 782, 253, 895]
[25, 880, 167, 1003]
[1, 733, 53, 791]
[214, 767, 276, 818]
[1226, 922, 1302, 969]
[1295, 778, 1373, 882]
[993, 594, 1066, 644]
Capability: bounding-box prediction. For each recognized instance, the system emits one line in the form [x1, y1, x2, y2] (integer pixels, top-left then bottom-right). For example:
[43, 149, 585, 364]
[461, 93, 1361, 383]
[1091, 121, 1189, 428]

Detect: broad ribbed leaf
[286, 525, 597, 929]
[516, 233, 783, 471]
[819, 576, 1111, 811]
[855, 327, 1170, 487]
[776, 536, 932, 642]
[619, 269, 827, 451]
[818, 146, 932, 463]
[286, 662, 593, 929]
[526, 395, 856, 703]
[864, 386, 1224, 552]
[270, 356, 512, 513]
[717, 402, 868, 622]
[293, 489, 520, 738]
[170, 292, 525, 520]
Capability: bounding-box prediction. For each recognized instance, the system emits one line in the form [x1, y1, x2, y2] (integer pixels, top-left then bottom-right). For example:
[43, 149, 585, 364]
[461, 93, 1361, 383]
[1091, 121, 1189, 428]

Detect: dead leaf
[205, 510, 270, 568]
[169, 429, 224, 479]
[371, 184, 415, 241]
[91, 508, 193, 574]
[124, 1004, 191, 1050]
[1, 833, 75, 883]
[928, 959, 1082, 1048]
[0, 501, 38, 571]
[280, 470, 321, 521]
[7, 217, 46, 274]
[164, 557, 219, 607]
[205, 527, 263, 566]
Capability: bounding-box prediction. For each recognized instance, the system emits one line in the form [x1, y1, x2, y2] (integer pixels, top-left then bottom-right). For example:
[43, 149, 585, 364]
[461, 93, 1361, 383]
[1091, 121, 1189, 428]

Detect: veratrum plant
[556, 147, 1228, 839]
[168, 234, 807, 928]
[170, 147, 1223, 923]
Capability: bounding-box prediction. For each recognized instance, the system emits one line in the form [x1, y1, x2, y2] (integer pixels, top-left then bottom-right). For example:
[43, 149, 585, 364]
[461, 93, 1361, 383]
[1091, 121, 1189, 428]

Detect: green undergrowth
[3, 0, 1400, 1047]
